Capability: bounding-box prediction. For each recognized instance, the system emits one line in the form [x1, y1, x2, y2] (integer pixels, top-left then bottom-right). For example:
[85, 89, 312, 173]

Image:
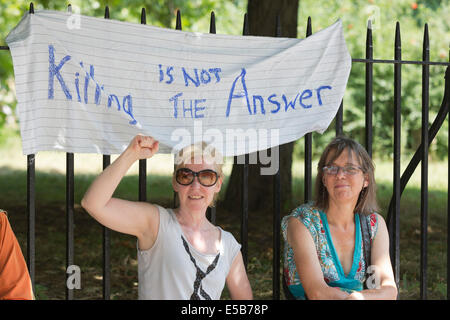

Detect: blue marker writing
[122, 95, 137, 125]
[316, 86, 332, 106]
[182, 67, 200, 87]
[226, 68, 251, 117]
[252, 95, 265, 115]
[48, 44, 72, 100]
[169, 92, 183, 118]
[299, 89, 312, 109]
[268, 94, 280, 114]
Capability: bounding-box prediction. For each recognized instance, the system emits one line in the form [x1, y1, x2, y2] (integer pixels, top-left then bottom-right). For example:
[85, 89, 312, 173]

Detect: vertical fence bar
[365, 20, 373, 157]
[26, 154, 35, 292]
[65, 4, 75, 302]
[207, 11, 217, 225]
[446, 52, 450, 301]
[139, 8, 147, 203]
[66, 152, 74, 300]
[241, 13, 249, 269]
[271, 15, 282, 301]
[444, 52, 450, 300]
[25, 2, 36, 295]
[102, 154, 111, 299]
[392, 22, 402, 292]
[273, 149, 281, 300]
[241, 154, 249, 269]
[336, 101, 344, 136]
[173, 10, 182, 209]
[102, 6, 111, 301]
[304, 17, 312, 203]
[420, 24, 430, 300]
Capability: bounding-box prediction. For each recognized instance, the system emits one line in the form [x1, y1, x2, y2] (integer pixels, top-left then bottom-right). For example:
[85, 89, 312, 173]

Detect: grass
[0, 127, 448, 299]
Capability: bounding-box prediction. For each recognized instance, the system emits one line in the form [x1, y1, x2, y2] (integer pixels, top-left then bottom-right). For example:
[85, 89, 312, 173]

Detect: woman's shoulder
[281, 202, 323, 237]
[0, 210, 8, 229]
[218, 227, 239, 246]
[217, 227, 241, 263]
[284, 202, 322, 224]
[150, 205, 178, 229]
[292, 202, 321, 216]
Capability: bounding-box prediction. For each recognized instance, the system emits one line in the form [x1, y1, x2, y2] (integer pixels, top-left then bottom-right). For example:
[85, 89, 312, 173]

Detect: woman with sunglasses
[81, 135, 252, 300]
[281, 136, 397, 300]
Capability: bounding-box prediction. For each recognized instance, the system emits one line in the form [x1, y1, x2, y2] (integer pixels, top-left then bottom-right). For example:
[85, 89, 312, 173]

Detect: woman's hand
[126, 135, 159, 161]
[345, 291, 364, 300]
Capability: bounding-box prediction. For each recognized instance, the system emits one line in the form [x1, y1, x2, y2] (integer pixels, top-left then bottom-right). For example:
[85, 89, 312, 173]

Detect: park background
[0, 0, 449, 299]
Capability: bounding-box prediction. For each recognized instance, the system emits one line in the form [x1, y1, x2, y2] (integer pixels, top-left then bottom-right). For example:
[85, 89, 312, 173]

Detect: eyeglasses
[323, 165, 363, 176]
[175, 168, 219, 187]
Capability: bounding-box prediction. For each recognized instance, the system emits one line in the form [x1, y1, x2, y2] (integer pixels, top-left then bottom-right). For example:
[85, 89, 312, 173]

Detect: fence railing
[1, 3, 449, 300]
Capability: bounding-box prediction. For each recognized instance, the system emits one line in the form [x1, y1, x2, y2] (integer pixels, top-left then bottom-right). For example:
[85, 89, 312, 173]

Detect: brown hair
[314, 136, 379, 215]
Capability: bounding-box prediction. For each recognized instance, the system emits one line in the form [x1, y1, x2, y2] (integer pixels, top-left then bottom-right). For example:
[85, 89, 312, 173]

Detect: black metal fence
[1, 3, 450, 300]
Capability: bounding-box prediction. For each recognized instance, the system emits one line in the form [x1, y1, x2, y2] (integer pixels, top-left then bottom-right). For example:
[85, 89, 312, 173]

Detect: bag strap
[359, 213, 372, 288]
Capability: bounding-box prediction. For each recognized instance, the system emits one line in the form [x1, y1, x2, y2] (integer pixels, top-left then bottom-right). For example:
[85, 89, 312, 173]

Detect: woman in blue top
[282, 136, 397, 299]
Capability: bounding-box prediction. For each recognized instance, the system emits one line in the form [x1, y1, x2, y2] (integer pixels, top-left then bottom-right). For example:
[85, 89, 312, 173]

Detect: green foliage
[295, 0, 449, 160]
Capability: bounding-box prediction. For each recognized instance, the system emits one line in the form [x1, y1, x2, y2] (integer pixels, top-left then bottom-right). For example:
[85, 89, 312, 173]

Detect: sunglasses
[175, 168, 219, 187]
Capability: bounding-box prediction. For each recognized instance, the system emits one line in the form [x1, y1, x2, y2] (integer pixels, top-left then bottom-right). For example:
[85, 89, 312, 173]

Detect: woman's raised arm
[81, 135, 160, 250]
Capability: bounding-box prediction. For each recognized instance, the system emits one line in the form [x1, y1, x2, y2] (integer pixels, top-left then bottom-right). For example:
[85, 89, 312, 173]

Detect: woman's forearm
[347, 285, 398, 300]
[307, 285, 350, 300]
[81, 148, 137, 212]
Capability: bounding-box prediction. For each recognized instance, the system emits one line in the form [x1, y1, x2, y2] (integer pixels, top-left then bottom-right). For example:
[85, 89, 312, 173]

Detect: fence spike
[242, 13, 249, 36]
[275, 15, 281, 37]
[395, 21, 401, 49]
[104, 6, 110, 19]
[423, 23, 429, 52]
[210, 11, 216, 34]
[176, 9, 182, 30]
[306, 16, 312, 37]
[141, 8, 146, 24]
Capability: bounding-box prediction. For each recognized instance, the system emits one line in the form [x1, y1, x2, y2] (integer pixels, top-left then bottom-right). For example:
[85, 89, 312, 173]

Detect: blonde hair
[173, 142, 224, 207]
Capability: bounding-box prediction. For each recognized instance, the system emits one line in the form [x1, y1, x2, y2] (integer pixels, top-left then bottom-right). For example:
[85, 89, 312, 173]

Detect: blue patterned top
[281, 202, 378, 299]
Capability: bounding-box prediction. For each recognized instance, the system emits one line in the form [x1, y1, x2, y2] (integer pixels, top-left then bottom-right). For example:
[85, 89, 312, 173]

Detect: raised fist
[127, 135, 159, 160]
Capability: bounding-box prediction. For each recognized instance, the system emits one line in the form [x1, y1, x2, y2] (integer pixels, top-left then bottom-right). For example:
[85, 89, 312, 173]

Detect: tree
[221, 0, 299, 213]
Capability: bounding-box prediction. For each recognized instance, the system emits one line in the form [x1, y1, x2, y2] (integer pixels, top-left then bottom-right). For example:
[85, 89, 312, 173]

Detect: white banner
[6, 10, 351, 156]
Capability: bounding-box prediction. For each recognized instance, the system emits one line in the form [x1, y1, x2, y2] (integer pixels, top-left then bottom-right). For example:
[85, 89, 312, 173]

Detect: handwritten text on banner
[6, 10, 352, 156]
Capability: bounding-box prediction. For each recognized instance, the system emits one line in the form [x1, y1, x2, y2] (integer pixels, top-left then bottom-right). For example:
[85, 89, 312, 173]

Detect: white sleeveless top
[137, 205, 241, 300]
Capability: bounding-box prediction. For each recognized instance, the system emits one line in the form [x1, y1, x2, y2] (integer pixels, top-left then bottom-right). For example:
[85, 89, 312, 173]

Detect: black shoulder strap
[359, 213, 372, 286]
